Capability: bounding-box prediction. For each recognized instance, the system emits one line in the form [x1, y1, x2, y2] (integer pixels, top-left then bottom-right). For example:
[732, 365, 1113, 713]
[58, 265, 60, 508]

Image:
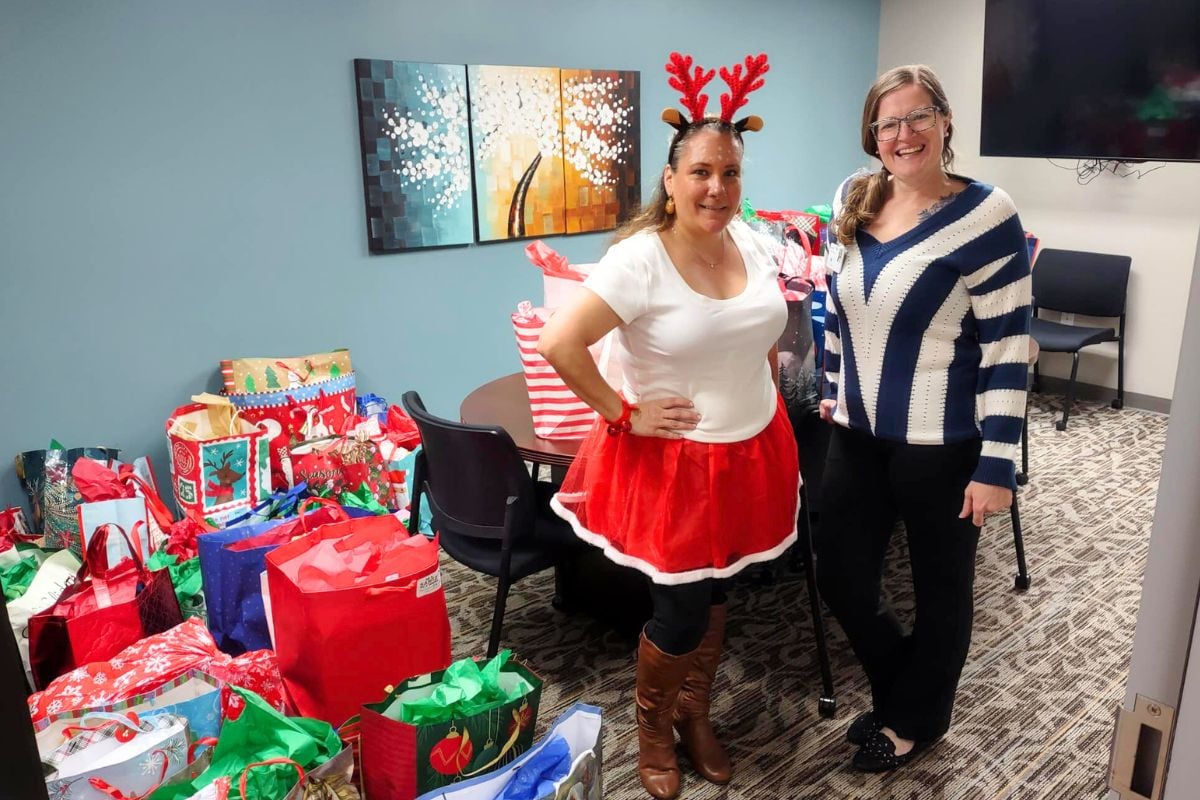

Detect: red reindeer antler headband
[662, 52, 769, 133]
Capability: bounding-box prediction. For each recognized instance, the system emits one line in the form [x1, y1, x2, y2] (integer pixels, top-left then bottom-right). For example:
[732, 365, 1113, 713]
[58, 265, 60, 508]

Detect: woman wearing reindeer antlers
[816, 64, 1031, 772]
[539, 52, 796, 799]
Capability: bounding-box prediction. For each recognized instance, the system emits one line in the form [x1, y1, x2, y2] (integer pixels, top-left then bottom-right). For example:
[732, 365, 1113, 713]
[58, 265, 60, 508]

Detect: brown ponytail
[836, 64, 955, 246]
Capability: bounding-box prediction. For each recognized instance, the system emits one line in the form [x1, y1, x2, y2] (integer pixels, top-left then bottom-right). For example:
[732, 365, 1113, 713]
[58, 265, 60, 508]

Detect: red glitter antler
[665, 52, 716, 122]
[719, 53, 770, 123]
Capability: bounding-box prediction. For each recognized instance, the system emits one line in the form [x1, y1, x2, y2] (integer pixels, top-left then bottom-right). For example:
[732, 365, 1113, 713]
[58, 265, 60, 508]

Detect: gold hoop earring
[665, 196, 676, 215]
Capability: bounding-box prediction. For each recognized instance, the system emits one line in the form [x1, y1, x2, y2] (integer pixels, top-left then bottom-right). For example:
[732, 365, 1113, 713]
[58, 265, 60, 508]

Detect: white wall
[876, 0, 1200, 402]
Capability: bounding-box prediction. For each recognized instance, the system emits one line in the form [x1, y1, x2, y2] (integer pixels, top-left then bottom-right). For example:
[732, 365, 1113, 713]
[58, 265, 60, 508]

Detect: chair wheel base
[1055, 420, 1067, 432]
[818, 697, 837, 718]
[1014, 574, 1031, 591]
[1015, 472, 1028, 486]
[1111, 399, 1124, 410]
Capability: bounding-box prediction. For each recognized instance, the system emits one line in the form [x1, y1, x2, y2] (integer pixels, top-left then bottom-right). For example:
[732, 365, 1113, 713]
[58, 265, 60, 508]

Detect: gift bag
[43, 711, 191, 800]
[147, 550, 207, 622]
[73, 455, 174, 550]
[166, 396, 271, 527]
[29, 523, 184, 690]
[235, 748, 359, 800]
[148, 686, 343, 800]
[414, 703, 602, 800]
[78, 497, 153, 565]
[199, 499, 371, 655]
[15, 445, 122, 553]
[222, 350, 357, 492]
[265, 513, 451, 726]
[7, 548, 82, 688]
[221, 351, 353, 396]
[512, 302, 621, 440]
[289, 435, 393, 513]
[36, 669, 225, 754]
[28, 617, 287, 725]
[524, 240, 593, 310]
[361, 651, 543, 800]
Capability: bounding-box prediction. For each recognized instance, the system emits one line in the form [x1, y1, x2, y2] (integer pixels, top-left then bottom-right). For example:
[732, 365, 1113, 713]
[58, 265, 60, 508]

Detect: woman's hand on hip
[631, 397, 701, 439]
[819, 399, 837, 424]
[959, 481, 1012, 527]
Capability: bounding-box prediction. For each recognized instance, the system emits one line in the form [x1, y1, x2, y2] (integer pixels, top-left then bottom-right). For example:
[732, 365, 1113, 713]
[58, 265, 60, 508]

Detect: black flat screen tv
[981, 0, 1200, 162]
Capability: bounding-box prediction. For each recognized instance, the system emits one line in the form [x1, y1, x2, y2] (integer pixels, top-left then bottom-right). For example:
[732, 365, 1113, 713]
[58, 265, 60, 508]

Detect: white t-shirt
[583, 220, 786, 443]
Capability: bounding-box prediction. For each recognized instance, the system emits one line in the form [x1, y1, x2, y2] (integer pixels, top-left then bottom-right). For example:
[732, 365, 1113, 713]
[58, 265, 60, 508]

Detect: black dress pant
[816, 424, 982, 742]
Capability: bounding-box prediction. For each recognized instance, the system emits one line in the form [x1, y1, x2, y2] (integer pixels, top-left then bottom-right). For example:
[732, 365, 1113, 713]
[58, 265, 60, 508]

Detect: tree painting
[468, 65, 566, 241]
[354, 60, 475, 252]
[561, 69, 641, 234]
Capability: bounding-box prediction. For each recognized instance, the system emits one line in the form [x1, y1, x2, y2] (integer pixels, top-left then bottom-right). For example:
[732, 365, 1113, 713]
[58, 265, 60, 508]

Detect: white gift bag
[42, 712, 191, 800]
[7, 548, 81, 688]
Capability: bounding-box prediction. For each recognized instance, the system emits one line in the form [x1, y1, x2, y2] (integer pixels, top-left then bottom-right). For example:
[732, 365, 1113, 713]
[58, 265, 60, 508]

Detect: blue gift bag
[199, 502, 374, 654]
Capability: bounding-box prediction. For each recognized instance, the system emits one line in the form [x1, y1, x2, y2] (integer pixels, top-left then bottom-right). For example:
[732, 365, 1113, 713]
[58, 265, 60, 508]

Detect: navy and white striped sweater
[823, 179, 1032, 489]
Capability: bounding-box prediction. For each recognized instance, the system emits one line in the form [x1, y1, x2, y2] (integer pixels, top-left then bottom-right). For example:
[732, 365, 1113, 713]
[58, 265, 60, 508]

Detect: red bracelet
[606, 398, 637, 436]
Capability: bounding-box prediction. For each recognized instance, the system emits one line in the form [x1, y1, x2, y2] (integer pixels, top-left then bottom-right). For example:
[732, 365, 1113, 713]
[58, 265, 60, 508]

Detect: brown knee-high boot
[636, 632, 695, 799]
[673, 604, 732, 784]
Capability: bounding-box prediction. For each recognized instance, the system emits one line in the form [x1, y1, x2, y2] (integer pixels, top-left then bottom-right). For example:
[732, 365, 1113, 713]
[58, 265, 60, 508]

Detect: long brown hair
[835, 64, 955, 245]
[612, 120, 744, 244]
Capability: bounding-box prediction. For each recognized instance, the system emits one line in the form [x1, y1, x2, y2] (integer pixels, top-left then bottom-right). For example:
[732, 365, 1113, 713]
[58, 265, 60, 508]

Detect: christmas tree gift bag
[360, 651, 542, 800]
[221, 350, 357, 492]
[15, 445, 122, 553]
[166, 395, 271, 527]
[413, 703, 603, 800]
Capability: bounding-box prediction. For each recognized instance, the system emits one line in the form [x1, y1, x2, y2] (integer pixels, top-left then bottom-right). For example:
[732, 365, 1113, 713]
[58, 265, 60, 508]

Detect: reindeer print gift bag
[166, 396, 271, 527]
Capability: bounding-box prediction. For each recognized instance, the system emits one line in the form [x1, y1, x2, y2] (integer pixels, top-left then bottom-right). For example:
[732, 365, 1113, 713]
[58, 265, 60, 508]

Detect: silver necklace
[673, 228, 728, 269]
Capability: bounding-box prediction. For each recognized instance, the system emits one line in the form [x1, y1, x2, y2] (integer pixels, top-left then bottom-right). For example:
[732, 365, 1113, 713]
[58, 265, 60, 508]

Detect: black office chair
[402, 390, 578, 658]
[1030, 248, 1131, 430]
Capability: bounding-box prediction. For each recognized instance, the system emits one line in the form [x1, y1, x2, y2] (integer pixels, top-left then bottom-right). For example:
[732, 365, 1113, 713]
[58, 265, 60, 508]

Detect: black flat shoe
[851, 730, 935, 772]
[846, 711, 882, 746]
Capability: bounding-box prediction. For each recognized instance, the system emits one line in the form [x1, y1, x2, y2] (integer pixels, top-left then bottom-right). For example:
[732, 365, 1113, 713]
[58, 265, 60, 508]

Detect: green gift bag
[360, 651, 543, 800]
[150, 686, 342, 800]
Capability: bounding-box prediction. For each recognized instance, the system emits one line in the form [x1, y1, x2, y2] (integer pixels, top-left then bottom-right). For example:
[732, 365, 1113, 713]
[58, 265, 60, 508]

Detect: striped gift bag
[512, 302, 621, 440]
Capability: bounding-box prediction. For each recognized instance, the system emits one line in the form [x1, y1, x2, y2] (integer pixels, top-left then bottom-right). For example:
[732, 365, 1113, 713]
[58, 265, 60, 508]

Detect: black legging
[644, 579, 728, 655]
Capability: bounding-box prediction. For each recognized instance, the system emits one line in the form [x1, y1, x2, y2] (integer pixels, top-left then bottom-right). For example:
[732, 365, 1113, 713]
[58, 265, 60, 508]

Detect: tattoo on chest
[918, 192, 957, 222]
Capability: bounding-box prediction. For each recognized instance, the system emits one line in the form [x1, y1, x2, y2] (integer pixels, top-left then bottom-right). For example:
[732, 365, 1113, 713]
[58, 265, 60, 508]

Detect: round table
[459, 373, 582, 467]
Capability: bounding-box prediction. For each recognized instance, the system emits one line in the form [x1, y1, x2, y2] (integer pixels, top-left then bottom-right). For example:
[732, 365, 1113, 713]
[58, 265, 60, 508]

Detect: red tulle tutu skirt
[550, 395, 800, 585]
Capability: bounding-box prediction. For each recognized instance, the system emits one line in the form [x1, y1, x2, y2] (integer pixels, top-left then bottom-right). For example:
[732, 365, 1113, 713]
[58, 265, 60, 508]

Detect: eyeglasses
[870, 106, 940, 141]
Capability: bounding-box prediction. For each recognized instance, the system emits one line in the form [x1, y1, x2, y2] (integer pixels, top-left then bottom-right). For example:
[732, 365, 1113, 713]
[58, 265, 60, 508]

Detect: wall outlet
[1061, 312, 1075, 326]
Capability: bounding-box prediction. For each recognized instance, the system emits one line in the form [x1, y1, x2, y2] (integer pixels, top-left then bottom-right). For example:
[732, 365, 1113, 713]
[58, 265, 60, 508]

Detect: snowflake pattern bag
[28, 617, 287, 725]
[42, 711, 191, 800]
[166, 397, 271, 527]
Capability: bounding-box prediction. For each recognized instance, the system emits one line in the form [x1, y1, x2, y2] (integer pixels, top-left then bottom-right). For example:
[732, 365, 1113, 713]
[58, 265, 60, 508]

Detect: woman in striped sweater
[816, 64, 1031, 772]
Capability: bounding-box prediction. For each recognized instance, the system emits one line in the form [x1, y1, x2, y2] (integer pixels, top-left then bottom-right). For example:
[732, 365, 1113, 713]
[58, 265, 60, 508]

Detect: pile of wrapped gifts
[4, 348, 603, 800]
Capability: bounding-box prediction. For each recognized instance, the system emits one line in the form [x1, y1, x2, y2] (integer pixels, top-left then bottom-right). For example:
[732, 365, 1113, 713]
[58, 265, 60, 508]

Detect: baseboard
[1035, 375, 1171, 415]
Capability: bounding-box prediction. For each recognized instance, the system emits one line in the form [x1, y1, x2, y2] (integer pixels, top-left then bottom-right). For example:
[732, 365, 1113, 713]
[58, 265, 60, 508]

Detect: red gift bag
[28, 523, 183, 690]
[264, 514, 451, 726]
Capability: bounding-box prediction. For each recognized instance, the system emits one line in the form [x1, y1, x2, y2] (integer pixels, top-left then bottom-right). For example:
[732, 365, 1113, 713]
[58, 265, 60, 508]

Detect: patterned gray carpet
[437, 394, 1168, 800]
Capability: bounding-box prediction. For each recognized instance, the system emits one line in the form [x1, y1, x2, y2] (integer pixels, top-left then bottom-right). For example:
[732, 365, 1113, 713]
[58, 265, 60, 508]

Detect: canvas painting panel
[354, 59, 474, 252]
[561, 69, 641, 235]
[469, 65, 566, 242]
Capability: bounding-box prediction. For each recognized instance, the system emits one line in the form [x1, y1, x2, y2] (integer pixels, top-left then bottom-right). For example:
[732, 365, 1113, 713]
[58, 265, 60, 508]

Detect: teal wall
[0, 0, 880, 509]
